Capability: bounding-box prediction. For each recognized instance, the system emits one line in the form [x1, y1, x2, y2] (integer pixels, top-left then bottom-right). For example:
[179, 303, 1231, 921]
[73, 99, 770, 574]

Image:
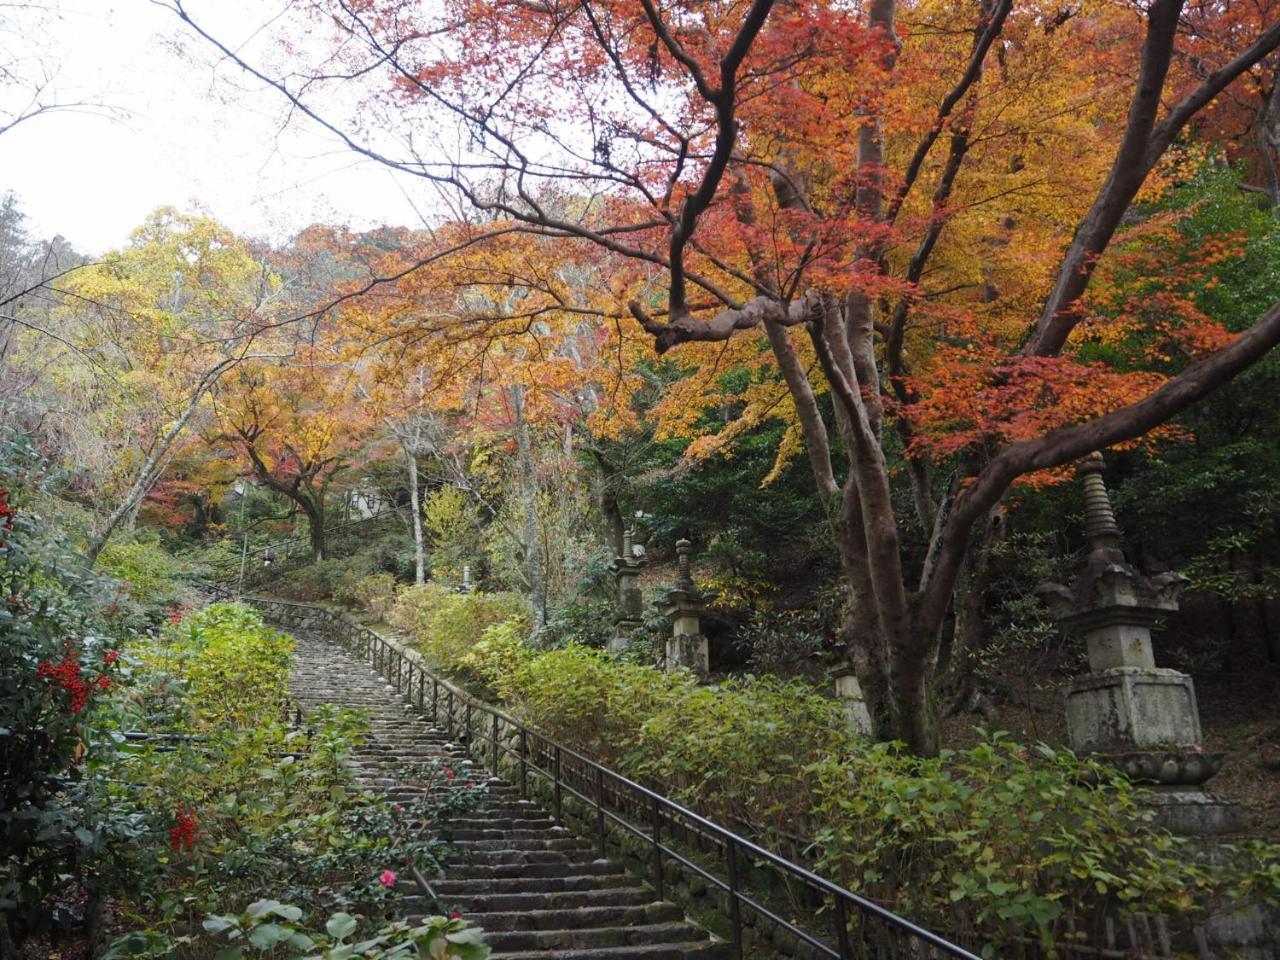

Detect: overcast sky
[0, 0, 427, 254]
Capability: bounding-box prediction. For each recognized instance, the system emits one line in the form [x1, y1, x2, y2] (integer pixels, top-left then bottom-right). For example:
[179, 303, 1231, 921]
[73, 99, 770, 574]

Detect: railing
[244, 595, 983, 960]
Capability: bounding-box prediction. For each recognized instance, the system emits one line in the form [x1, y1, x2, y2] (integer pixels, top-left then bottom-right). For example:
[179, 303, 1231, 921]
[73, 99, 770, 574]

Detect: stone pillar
[661, 539, 709, 678]
[459, 564, 473, 595]
[1042, 454, 1242, 835]
[832, 666, 872, 736]
[605, 526, 647, 654]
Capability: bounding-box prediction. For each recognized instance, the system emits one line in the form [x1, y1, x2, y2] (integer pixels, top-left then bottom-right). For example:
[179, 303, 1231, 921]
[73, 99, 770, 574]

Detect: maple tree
[169, 0, 1280, 753]
[5, 209, 280, 563]
[207, 341, 375, 562]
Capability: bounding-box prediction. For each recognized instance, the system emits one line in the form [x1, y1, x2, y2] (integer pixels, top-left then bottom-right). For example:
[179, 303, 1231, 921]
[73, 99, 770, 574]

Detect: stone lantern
[660, 539, 709, 678]
[605, 525, 647, 654]
[1040, 453, 1242, 835]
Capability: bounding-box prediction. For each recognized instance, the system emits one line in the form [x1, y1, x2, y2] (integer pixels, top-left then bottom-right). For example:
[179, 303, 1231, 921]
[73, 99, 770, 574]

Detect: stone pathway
[288, 626, 729, 959]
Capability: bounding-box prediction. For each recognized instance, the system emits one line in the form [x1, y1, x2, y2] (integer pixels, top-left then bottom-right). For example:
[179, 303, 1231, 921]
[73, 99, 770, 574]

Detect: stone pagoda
[605, 525, 647, 654]
[660, 539, 710, 678]
[1040, 453, 1242, 835]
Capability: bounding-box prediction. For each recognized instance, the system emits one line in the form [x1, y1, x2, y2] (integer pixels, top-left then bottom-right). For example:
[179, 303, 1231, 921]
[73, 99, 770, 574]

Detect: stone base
[833, 672, 872, 736]
[605, 635, 632, 655]
[1065, 667, 1202, 753]
[606, 620, 643, 655]
[1144, 787, 1246, 837]
[666, 634, 709, 678]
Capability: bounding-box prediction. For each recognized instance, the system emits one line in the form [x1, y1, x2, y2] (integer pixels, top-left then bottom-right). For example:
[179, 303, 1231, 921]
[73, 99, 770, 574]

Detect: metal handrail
[244, 595, 984, 960]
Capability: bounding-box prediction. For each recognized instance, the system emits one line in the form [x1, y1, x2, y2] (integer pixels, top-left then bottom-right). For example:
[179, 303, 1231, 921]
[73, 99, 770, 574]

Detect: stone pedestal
[607, 527, 646, 654]
[661, 540, 709, 678]
[832, 667, 872, 736]
[1064, 667, 1202, 753]
[663, 589, 708, 677]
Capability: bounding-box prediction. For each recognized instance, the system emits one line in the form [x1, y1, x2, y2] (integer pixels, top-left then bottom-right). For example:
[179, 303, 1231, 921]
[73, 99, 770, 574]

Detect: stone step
[432, 872, 637, 895]
[488, 941, 731, 960]
[461, 902, 685, 932]
[450, 837, 594, 852]
[481, 921, 712, 952]
[283, 619, 722, 960]
[442, 887, 656, 913]
[446, 859, 622, 880]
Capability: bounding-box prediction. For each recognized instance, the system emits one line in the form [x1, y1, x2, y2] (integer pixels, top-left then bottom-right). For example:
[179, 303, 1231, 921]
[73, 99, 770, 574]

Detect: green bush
[274, 556, 372, 602]
[161, 603, 293, 727]
[541, 597, 615, 649]
[334, 571, 396, 615]
[0, 435, 135, 949]
[496, 646, 694, 767]
[805, 736, 1278, 952]
[97, 538, 187, 616]
[389, 585, 531, 673]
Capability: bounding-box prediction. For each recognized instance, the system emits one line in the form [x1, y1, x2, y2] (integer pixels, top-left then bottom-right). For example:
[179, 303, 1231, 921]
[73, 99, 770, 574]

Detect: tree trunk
[86, 393, 204, 565]
[304, 499, 326, 562]
[511, 385, 547, 632]
[404, 437, 425, 584]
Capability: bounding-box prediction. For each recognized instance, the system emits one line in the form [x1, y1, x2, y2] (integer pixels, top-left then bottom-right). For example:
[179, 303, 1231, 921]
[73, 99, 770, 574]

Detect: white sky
[0, 0, 429, 254]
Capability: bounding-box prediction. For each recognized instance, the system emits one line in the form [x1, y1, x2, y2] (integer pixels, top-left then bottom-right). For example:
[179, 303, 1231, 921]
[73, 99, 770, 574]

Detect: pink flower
[449, 911, 462, 919]
[394, 804, 404, 813]
[379, 870, 397, 889]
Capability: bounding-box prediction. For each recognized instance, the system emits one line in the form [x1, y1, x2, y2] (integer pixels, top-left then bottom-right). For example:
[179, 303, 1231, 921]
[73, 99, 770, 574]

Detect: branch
[885, 0, 1012, 225]
[1026, 4, 1280, 357]
[920, 299, 1280, 641]
[629, 294, 814, 353]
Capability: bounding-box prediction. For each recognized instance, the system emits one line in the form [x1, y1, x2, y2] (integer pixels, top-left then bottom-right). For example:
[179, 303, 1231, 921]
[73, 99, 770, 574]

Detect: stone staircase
[289, 627, 729, 959]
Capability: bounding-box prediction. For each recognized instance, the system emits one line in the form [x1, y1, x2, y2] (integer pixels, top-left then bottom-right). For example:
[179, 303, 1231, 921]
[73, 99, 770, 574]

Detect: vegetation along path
[287, 623, 730, 959]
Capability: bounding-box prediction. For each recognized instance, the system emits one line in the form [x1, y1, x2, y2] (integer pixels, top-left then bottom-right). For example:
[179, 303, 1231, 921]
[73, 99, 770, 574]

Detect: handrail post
[432, 679, 440, 724]
[465, 702, 473, 755]
[835, 894, 852, 960]
[651, 795, 664, 901]
[491, 713, 499, 777]
[727, 837, 743, 959]
[446, 689, 455, 736]
[519, 729, 528, 800]
[595, 766, 606, 859]
[553, 746, 563, 825]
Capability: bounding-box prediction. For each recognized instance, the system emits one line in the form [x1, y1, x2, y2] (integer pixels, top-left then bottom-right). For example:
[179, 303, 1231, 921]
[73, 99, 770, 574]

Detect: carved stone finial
[1079, 452, 1122, 549]
[675, 538, 693, 591]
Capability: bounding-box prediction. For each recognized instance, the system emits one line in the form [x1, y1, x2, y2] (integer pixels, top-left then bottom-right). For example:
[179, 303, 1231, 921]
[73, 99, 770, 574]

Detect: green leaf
[247, 923, 288, 949]
[327, 913, 358, 940]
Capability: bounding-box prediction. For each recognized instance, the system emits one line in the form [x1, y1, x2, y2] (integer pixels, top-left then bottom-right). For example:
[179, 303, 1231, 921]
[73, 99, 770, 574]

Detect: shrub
[275, 556, 372, 603]
[458, 620, 533, 687]
[389, 586, 530, 673]
[496, 646, 693, 768]
[542, 597, 615, 649]
[337, 572, 396, 616]
[629, 675, 850, 829]
[804, 736, 1278, 952]
[97, 538, 187, 617]
[0, 434, 134, 949]
[170, 603, 293, 727]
